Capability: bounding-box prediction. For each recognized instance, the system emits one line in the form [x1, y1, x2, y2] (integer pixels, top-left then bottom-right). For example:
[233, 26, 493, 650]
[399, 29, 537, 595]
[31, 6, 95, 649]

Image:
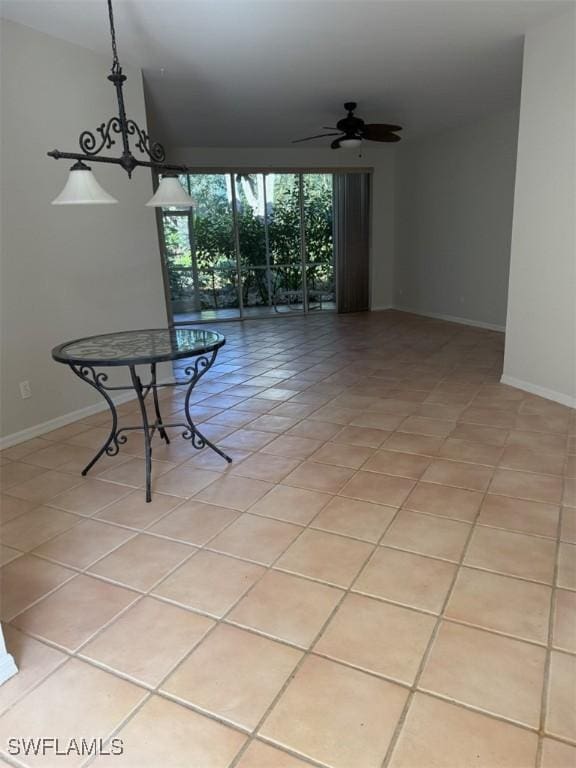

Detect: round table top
[52, 328, 225, 367]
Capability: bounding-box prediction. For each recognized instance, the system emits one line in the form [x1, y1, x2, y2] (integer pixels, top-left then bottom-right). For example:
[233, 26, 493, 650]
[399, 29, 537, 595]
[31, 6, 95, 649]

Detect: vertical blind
[334, 173, 371, 313]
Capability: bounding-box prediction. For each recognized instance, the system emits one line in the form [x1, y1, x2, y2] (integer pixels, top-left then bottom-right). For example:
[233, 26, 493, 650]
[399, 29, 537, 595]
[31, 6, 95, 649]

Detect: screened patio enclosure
[158, 172, 337, 322]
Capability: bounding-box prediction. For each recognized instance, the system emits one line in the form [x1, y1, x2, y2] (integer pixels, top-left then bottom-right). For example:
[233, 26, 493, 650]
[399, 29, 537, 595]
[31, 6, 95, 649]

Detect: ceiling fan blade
[292, 132, 341, 144]
[363, 123, 403, 140]
[323, 126, 338, 130]
[366, 133, 402, 143]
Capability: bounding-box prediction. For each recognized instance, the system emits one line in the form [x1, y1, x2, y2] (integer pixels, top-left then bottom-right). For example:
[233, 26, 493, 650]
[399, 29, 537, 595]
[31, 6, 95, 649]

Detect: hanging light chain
[107, 0, 121, 75]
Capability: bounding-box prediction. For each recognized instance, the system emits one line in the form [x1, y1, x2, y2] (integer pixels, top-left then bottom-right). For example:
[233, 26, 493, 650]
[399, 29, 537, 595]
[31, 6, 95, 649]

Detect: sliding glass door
[158, 171, 335, 322]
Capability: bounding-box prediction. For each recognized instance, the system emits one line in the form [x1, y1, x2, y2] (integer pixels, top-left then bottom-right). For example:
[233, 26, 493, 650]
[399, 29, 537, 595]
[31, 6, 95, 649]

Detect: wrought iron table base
[70, 350, 232, 502]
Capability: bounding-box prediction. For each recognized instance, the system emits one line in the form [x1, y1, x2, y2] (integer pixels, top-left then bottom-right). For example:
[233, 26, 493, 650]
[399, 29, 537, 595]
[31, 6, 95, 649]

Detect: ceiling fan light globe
[339, 137, 362, 149]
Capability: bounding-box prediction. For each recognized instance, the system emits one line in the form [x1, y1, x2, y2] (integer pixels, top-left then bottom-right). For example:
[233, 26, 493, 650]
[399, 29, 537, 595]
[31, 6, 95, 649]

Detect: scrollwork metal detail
[79, 117, 122, 156]
[126, 120, 166, 163]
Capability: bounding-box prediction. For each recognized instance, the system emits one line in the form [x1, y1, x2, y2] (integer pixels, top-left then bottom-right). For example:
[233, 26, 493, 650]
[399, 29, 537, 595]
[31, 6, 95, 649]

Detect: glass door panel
[235, 174, 273, 315]
[267, 173, 304, 313]
[186, 174, 239, 319]
[303, 173, 335, 311]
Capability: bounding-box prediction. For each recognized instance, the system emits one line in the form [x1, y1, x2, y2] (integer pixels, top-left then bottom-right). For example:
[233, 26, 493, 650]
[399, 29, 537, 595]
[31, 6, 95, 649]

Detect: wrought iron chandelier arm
[47, 149, 187, 175]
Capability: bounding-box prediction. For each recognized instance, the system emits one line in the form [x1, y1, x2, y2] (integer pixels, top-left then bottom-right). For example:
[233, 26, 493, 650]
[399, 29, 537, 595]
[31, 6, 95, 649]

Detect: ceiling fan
[293, 102, 402, 149]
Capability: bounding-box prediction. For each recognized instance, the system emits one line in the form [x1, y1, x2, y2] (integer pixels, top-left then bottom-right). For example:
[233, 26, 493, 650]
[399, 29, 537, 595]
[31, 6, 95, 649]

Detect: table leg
[129, 366, 153, 503]
[150, 363, 170, 445]
[182, 352, 232, 464]
[70, 364, 124, 476]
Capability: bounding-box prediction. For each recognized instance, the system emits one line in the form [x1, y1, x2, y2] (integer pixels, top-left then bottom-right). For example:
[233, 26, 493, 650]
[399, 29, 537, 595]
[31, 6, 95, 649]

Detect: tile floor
[0, 309, 575, 768]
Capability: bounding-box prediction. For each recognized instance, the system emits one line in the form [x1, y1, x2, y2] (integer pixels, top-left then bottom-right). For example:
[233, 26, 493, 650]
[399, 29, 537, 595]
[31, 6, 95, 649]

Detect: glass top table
[52, 327, 231, 502]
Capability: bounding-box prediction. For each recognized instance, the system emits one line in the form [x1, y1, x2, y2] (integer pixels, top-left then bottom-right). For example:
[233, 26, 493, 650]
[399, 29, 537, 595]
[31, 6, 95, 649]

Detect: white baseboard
[0, 377, 176, 451]
[0, 652, 18, 686]
[392, 305, 506, 333]
[500, 375, 576, 408]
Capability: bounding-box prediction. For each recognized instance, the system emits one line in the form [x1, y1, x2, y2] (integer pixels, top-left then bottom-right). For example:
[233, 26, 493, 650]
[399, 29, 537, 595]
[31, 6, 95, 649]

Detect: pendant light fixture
[48, 0, 193, 208]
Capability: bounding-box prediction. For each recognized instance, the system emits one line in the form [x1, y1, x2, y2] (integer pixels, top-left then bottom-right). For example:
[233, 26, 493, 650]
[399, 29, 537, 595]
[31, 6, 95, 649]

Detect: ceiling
[1, 0, 571, 147]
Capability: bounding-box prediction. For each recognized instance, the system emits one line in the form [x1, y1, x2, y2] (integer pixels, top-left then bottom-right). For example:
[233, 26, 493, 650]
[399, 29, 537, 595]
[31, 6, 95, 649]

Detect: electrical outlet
[19, 380, 31, 399]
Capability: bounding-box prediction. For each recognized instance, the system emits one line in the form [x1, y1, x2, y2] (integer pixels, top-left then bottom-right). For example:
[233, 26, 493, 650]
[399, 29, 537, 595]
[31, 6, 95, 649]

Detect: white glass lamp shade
[339, 137, 363, 149]
[146, 175, 195, 208]
[51, 162, 118, 205]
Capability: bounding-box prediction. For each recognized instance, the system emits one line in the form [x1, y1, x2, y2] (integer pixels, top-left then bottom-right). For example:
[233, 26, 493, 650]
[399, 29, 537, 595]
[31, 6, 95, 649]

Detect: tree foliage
[162, 173, 333, 309]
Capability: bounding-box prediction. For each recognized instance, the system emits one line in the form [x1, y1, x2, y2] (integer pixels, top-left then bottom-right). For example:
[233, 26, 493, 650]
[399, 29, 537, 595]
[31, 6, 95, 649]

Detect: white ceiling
[1, 0, 571, 147]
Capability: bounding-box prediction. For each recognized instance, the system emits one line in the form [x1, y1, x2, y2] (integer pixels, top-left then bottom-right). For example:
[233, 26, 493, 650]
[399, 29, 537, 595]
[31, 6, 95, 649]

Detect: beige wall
[394, 107, 520, 330]
[166, 145, 396, 312]
[503, 9, 576, 405]
[0, 20, 168, 441]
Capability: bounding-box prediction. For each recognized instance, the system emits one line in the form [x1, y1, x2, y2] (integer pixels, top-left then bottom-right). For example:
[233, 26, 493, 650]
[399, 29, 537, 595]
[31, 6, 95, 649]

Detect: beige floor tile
[282, 461, 355, 494]
[404, 481, 483, 522]
[0, 626, 67, 715]
[47, 478, 133, 515]
[382, 509, 471, 562]
[421, 459, 493, 491]
[88, 534, 194, 591]
[249, 415, 300, 433]
[22, 442, 83, 470]
[500, 445, 566, 476]
[446, 567, 551, 643]
[478, 494, 560, 538]
[399, 416, 456, 437]
[5, 470, 81, 504]
[0, 554, 75, 620]
[162, 623, 301, 730]
[515, 413, 570, 435]
[450, 423, 509, 446]
[490, 469, 563, 504]
[557, 543, 576, 590]
[507, 430, 568, 453]
[185, 446, 251, 472]
[230, 453, 300, 482]
[1, 437, 54, 461]
[94, 489, 183, 528]
[461, 407, 517, 429]
[439, 437, 503, 465]
[553, 589, 576, 653]
[310, 442, 375, 470]
[362, 449, 430, 479]
[209, 513, 302, 565]
[420, 621, 546, 727]
[339, 471, 414, 506]
[0, 658, 146, 768]
[91, 695, 246, 768]
[287, 419, 350, 441]
[13, 574, 138, 651]
[228, 569, 342, 647]
[310, 496, 396, 542]
[194, 475, 273, 511]
[260, 655, 408, 768]
[236, 741, 312, 768]
[546, 651, 576, 741]
[383, 432, 445, 456]
[0, 545, 20, 566]
[388, 692, 538, 768]
[148, 499, 239, 545]
[0, 506, 78, 550]
[564, 478, 576, 508]
[33, 519, 134, 569]
[152, 550, 265, 617]
[80, 596, 214, 687]
[0, 494, 36, 524]
[465, 526, 556, 583]
[248, 484, 331, 525]
[331, 425, 390, 448]
[220, 429, 276, 451]
[350, 412, 405, 431]
[540, 737, 576, 768]
[275, 529, 373, 587]
[153, 466, 220, 497]
[315, 593, 435, 684]
[354, 547, 456, 613]
[1, 460, 47, 489]
[260, 434, 324, 459]
[561, 508, 576, 543]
